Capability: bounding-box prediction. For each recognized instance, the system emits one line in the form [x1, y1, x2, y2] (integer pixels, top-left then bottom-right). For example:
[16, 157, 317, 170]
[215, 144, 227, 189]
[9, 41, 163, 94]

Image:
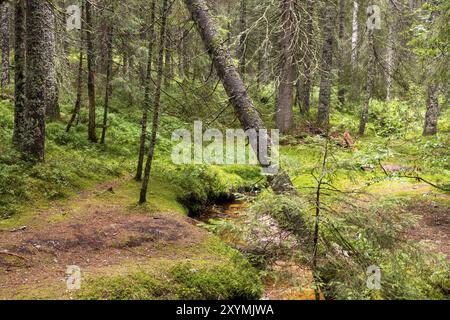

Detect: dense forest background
[0, 0, 449, 300]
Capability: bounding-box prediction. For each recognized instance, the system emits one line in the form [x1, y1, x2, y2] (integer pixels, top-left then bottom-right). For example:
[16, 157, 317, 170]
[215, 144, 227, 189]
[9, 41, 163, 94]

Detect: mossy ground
[1, 96, 449, 300]
[0, 99, 262, 300]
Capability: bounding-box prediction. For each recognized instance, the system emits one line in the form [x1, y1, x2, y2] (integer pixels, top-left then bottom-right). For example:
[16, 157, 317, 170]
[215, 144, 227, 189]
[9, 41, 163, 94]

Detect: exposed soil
[403, 200, 450, 259]
[0, 178, 207, 299]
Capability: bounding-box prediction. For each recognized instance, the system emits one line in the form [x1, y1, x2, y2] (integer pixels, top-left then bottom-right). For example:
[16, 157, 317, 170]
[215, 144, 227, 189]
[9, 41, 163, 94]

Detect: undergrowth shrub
[318, 197, 450, 300]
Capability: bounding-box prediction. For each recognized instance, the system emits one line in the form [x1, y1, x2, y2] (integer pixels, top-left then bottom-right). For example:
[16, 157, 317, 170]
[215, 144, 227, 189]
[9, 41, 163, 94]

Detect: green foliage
[316, 195, 450, 300]
[168, 165, 232, 216]
[366, 100, 421, 137]
[0, 101, 134, 218]
[159, 164, 261, 217]
[250, 190, 308, 238]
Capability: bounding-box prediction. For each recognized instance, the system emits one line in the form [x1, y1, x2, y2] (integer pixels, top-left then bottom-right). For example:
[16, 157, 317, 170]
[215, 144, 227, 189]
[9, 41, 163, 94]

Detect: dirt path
[0, 178, 207, 299]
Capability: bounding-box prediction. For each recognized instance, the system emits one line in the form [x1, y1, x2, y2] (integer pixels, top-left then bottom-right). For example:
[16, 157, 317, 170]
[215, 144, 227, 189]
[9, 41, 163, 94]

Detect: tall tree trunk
[317, 3, 337, 129]
[351, 0, 359, 68]
[66, 2, 85, 133]
[86, 0, 97, 143]
[136, 0, 156, 182]
[275, 0, 295, 134]
[1, 1, 10, 91]
[98, 11, 110, 74]
[236, 0, 247, 77]
[140, 0, 169, 204]
[297, 0, 314, 115]
[44, 7, 59, 121]
[184, 0, 296, 193]
[337, 0, 346, 108]
[358, 30, 375, 135]
[164, 30, 172, 87]
[100, 24, 113, 144]
[385, 6, 396, 101]
[257, 31, 270, 92]
[22, 0, 56, 160]
[13, 0, 26, 147]
[423, 84, 439, 136]
[179, 27, 190, 78]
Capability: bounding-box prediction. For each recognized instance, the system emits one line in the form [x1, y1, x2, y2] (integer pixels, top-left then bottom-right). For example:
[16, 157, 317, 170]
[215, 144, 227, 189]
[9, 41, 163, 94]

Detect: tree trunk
[1, 1, 10, 91]
[423, 84, 439, 136]
[183, 0, 295, 192]
[136, 0, 156, 182]
[385, 9, 396, 101]
[140, 0, 169, 203]
[163, 21, 174, 87]
[275, 0, 295, 134]
[358, 31, 375, 135]
[44, 6, 59, 121]
[337, 0, 346, 108]
[13, 0, 26, 147]
[297, 0, 314, 115]
[100, 23, 113, 144]
[66, 2, 85, 133]
[86, 0, 97, 143]
[236, 0, 247, 77]
[22, 0, 57, 160]
[317, 3, 337, 129]
[351, 0, 359, 68]
[179, 27, 190, 78]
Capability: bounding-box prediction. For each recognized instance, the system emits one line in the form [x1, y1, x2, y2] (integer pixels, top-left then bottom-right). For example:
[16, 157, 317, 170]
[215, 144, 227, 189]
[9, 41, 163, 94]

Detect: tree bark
[236, 0, 247, 77]
[13, 0, 26, 147]
[275, 0, 296, 134]
[423, 84, 439, 136]
[22, 0, 57, 160]
[100, 23, 113, 144]
[164, 26, 173, 87]
[44, 5, 59, 121]
[351, 0, 359, 69]
[297, 0, 314, 115]
[86, 0, 97, 143]
[337, 0, 346, 108]
[136, 0, 156, 181]
[66, 2, 85, 133]
[358, 30, 375, 135]
[179, 27, 190, 78]
[1, 1, 10, 91]
[140, 0, 169, 203]
[385, 4, 396, 101]
[317, 2, 337, 129]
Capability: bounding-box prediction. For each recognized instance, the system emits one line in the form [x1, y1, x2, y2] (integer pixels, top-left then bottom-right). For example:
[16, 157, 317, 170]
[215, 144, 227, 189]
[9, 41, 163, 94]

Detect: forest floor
[0, 176, 213, 299]
[403, 198, 450, 259]
[372, 182, 449, 259]
[0, 174, 448, 299]
[0, 97, 448, 299]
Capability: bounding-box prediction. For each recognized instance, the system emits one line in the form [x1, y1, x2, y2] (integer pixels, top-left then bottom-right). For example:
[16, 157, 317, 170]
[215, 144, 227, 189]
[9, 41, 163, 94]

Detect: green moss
[77, 271, 172, 300]
[77, 238, 263, 300]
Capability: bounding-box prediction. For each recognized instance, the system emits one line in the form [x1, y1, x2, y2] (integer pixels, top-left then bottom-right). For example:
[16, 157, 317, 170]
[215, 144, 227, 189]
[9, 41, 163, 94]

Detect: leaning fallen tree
[183, 0, 295, 193]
